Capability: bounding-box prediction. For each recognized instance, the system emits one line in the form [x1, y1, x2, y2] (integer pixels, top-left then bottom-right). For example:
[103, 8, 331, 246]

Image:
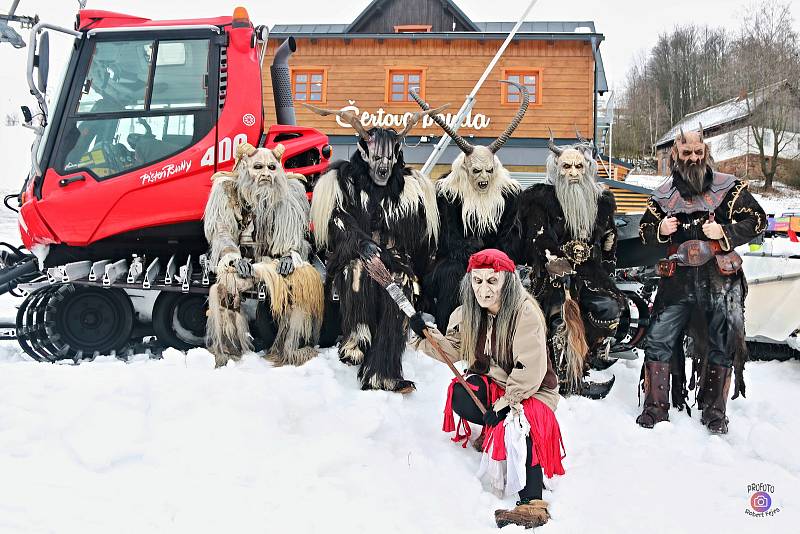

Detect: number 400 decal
[200, 134, 249, 167]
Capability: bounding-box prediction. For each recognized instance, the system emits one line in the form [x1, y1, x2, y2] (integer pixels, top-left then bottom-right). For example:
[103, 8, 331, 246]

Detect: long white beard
[438, 165, 518, 236]
[554, 177, 600, 240]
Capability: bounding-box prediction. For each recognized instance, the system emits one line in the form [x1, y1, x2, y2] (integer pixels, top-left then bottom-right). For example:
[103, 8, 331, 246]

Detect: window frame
[385, 67, 426, 105]
[290, 67, 328, 104]
[500, 68, 543, 107]
[52, 31, 217, 182]
[394, 24, 432, 33]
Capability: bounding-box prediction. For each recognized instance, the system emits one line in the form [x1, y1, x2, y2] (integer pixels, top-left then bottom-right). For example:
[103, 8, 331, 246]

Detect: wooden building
[264, 0, 608, 172]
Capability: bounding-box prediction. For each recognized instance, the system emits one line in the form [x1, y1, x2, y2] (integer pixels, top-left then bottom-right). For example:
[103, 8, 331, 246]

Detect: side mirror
[35, 31, 49, 93]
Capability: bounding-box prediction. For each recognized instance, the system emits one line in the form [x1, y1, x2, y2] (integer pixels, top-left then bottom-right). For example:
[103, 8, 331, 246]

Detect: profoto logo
[745, 483, 781, 517]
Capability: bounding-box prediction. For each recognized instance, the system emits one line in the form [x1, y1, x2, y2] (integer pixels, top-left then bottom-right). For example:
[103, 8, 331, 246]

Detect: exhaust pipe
[271, 36, 297, 126]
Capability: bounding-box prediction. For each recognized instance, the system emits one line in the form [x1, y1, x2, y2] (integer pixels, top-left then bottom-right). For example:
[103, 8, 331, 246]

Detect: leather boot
[494, 499, 550, 529]
[700, 364, 732, 434]
[636, 361, 670, 428]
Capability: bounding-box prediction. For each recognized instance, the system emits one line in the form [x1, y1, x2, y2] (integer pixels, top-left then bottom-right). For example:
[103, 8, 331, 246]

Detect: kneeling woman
[410, 249, 564, 529]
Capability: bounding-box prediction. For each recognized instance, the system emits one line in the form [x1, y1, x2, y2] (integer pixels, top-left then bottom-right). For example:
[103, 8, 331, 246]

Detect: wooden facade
[263, 37, 596, 141]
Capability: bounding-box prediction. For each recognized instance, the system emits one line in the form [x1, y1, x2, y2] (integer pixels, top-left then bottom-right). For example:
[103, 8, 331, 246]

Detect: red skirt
[442, 375, 566, 478]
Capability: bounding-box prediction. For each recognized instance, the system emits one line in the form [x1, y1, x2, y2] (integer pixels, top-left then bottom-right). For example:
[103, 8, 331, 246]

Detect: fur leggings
[335, 260, 413, 391]
[206, 260, 324, 367]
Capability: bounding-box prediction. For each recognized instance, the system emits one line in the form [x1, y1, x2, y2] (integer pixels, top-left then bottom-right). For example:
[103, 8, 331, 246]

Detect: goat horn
[698, 122, 704, 141]
[302, 102, 371, 142]
[548, 127, 564, 156]
[396, 104, 450, 138]
[488, 80, 529, 153]
[409, 88, 473, 155]
[679, 126, 687, 143]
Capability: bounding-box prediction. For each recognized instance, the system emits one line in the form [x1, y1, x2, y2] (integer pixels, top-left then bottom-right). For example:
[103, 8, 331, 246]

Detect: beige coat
[415, 299, 559, 412]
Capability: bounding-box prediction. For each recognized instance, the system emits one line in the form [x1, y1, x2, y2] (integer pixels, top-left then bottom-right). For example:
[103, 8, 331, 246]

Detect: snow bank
[0, 345, 797, 534]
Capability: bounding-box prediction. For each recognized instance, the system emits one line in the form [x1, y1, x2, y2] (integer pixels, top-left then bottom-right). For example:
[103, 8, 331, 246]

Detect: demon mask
[411, 81, 528, 194]
[303, 102, 447, 186]
[547, 132, 601, 240]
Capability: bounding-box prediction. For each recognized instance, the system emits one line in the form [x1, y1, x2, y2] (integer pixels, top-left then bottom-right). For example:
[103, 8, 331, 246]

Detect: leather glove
[234, 258, 253, 278]
[278, 255, 295, 276]
[483, 405, 510, 427]
[409, 312, 428, 338]
[545, 256, 574, 277]
[358, 239, 381, 262]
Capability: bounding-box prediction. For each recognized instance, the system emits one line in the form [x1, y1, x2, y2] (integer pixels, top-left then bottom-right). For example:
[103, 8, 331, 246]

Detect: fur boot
[206, 282, 253, 367]
[494, 499, 550, 529]
[699, 364, 732, 434]
[636, 361, 671, 428]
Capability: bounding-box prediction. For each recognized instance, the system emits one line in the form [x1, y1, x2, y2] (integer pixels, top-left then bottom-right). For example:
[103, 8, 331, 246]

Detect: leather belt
[667, 239, 723, 267]
[667, 240, 723, 257]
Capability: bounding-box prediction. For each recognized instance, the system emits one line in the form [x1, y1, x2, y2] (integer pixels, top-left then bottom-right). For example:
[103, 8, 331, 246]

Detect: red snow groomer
[0, 6, 332, 360]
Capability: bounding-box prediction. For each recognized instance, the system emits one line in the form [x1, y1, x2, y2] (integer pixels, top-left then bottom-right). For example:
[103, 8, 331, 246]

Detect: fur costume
[638, 128, 766, 428]
[513, 135, 623, 395]
[203, 143, 324, 367]
[307, 103, 442, 392]
[410, 84, 526, 329]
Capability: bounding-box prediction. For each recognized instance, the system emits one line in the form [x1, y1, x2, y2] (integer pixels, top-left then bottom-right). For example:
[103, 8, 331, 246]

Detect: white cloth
[476, 407, 529, 496]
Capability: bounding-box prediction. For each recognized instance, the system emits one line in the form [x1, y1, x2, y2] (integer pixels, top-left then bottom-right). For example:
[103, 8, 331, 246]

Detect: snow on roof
[654, 81, 789, 148]
[654, 97, 751, 148]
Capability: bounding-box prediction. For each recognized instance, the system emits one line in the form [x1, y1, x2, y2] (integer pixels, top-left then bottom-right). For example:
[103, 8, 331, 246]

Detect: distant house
[265, 0, 609, 172]
[654, 82, 800, 181]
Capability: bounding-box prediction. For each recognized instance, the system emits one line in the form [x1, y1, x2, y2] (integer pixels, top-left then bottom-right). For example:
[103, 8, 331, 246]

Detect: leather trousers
[644, 269, 732, 368]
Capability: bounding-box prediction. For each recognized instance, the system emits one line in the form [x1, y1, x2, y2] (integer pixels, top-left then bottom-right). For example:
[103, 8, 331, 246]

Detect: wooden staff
[361, 254, 487, 414]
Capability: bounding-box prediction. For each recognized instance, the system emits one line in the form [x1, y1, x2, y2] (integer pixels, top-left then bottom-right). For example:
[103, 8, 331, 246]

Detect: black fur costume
[514, 184, 623, 389]
[639, 169, 767, 408]
[311, 133, 438, 391]
[424, 183, 518, 329]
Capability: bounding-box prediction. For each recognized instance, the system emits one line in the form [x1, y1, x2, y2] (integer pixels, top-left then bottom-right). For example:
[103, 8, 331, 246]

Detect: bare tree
[725, 0, 800, 190]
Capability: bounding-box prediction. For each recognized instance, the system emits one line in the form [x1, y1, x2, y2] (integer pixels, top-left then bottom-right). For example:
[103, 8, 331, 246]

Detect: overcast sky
[2, 0, 799, 115]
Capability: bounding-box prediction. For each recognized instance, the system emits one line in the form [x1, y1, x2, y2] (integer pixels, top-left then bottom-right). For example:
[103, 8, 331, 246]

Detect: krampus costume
[204, 143, 324, 367]
[513, 133, 623, 396]
[637, 127, 766, 434]
[307, 103, 443, 392]
[410, 84, 524, 329]
[410, 249, 563, 530]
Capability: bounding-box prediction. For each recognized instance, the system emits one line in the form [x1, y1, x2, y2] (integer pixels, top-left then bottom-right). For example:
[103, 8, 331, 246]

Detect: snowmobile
[0, 5, 332, 361]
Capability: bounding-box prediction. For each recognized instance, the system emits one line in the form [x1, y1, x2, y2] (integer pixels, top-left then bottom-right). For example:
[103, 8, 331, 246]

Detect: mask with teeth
[461, 146, 498, 193]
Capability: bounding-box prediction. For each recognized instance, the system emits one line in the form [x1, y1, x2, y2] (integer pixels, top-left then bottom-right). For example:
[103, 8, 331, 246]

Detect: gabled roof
[346, 0, 480, 33]
[654, 80, 791, 148]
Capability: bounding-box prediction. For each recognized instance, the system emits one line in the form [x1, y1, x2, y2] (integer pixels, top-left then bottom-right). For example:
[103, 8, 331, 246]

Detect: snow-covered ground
[0, 126, 798, 533]
[1, 343, 798, 533]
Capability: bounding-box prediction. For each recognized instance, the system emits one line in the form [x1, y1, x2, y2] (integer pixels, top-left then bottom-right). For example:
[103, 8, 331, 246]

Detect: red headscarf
[466, 249, 515, 273]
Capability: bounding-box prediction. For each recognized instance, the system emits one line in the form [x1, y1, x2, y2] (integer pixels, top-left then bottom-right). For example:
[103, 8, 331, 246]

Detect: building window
[387, 69, 424, 102]
[291, 69, 326, 103]
[501, 69, 541, 105]
[394, 25, 432, 33]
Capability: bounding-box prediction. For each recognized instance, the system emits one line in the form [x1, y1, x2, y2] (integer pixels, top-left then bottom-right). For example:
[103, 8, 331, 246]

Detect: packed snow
[0, 203, 798, 533]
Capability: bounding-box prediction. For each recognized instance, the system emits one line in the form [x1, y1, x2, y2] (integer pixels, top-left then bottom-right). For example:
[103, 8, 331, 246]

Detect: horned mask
[235, 142, 286, 185]
[303, 102, 447, 186]
[411, 81, 529, 194]
[546, 130, 601, 240]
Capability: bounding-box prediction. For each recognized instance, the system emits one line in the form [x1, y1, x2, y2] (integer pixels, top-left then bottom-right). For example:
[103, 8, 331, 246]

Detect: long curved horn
[409, 88, 473, 155]
[575, 125, 590, 145]
[548, 127, 564, 156]
[302, 103, 371, 142]
[396, 104, 450, 138]
[488, 80, 529, 153]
